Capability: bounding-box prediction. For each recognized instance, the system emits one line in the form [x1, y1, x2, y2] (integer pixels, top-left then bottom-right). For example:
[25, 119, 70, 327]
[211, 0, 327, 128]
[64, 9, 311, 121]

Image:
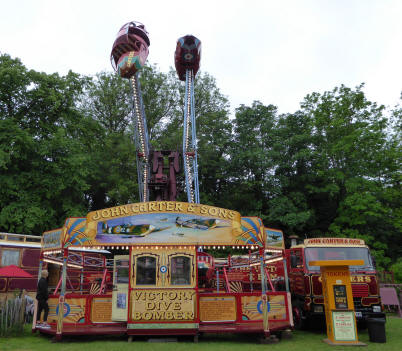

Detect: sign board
[199, 296, 236, 322]
[265, 227, 284, 249]
[333, 285, 348, 309]
[91, 297, 112, 323]
[332, 311, 357, 341]
[43, 229, 62, 249]
[304, 238, 365, 246]
[58, 202, 265, 247]
[131, 289, 196, 322]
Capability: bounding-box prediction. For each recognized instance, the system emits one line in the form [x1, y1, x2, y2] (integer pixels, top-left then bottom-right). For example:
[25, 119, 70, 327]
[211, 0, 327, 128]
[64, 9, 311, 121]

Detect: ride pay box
[309, 260, 366, 346]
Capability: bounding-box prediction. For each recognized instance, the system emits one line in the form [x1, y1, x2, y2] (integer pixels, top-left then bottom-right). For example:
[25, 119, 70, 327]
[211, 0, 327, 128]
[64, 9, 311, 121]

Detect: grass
[0, 316, 401, 351]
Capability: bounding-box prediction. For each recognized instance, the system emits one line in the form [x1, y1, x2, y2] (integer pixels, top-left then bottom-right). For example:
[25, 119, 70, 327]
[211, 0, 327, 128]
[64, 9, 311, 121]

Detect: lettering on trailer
[304, 238, 365, 246]
[132, 290, 196, 321]
[350, 275, 372, 283]
[316, 275, 372, 283]
[327, 272, 349, 277]
[89, 202, 238, 221]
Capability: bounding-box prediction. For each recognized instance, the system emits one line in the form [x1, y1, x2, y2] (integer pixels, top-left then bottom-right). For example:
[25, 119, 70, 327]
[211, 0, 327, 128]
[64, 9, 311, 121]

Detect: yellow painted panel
[131, 248, 196, 288]
[131, 289, 196, 322]
[310, 260, 364, 267]
[48, 297, 86, 323]
[241, 294, 287, 321]
[91, 297, 112, 323]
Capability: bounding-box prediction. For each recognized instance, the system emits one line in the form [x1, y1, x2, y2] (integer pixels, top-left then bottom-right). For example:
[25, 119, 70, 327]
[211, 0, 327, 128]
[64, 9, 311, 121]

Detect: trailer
[33, 202, 293, 342]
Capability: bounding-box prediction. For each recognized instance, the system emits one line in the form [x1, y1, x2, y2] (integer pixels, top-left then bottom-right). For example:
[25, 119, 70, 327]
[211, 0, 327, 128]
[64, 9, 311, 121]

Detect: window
[171, 256, 191, 285]
[1, 249, 20, 266]
[115, 259, 129, 284]
[305, 247, 374, 271]
[136, 256, 156, 285]
[290, 250, 303, 269]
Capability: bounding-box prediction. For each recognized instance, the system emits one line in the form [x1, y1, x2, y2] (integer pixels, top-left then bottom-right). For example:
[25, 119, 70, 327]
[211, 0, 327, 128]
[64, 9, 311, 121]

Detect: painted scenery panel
[265, 228, 284, 249]
[95, 213, 232, 245]
[63, 202, 266, 247]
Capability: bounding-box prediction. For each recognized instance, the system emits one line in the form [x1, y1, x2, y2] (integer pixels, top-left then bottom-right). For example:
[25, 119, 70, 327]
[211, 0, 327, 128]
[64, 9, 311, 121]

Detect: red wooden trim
[195, 247, 200, 323]
[128, 320, 197, 325]
[236, 293, 242, 322]
[50, 292, 112, 298]
[128, 246, 132, 322]
[199, 291, 286, 297]
[128, 329, 197, 336]
[85, 294, 92, 323]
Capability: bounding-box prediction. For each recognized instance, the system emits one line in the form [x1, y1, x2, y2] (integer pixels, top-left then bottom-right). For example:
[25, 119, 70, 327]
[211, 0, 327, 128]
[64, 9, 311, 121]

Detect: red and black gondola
[174, 35, 201, 81]
[110, 21, 150, 78]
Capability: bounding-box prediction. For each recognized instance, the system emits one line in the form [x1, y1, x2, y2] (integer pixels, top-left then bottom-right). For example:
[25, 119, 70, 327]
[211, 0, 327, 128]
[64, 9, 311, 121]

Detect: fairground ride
[32, 21, 293, 343]
[111, 23, 201, 204]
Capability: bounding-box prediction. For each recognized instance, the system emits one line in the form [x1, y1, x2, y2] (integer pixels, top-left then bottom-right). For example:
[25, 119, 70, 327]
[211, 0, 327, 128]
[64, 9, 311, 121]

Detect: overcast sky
[1, 0, 401, 114]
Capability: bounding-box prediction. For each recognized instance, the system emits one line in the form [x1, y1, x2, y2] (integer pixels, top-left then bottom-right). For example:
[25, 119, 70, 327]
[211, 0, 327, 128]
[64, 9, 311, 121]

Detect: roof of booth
[0, 265, 33, 278]
[42, 202, 270, 250]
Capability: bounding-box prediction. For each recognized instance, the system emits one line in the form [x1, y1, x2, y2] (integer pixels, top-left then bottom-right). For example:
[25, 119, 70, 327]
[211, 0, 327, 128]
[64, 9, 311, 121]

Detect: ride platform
[36, 322, 126, 336]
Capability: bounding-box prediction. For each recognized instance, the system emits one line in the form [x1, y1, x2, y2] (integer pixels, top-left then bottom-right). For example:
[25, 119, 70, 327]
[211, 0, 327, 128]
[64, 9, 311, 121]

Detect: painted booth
[34, 201, 293, 341]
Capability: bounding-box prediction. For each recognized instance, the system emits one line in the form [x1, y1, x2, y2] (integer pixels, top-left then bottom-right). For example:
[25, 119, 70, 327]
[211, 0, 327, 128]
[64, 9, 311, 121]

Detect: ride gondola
[110, 21, 150, 78]
[174, 35, 201, 81]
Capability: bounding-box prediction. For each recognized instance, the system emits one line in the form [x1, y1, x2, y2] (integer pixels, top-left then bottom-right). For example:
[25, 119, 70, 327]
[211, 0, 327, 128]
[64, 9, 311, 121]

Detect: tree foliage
[0, 53, 400, 267]
[0, 55, 90, 233]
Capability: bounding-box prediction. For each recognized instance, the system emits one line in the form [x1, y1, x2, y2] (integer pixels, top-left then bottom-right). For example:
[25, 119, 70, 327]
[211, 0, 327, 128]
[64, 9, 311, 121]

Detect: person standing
[36, 269, 50, 328]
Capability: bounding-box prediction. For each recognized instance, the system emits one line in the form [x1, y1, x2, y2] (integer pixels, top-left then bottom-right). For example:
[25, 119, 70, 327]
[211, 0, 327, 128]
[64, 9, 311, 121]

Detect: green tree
[277, 85, 401, 265]
[227, 102, 278, 216]
[79, 71, 138, 210]
[0, 54, 89, 234]
[268, 110, 315, 235]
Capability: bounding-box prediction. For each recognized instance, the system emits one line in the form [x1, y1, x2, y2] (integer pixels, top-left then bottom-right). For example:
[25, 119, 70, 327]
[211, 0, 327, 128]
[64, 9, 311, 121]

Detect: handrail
[223, 267, 231, 293]
[264, 266, 275, 292]
[99, 268, 108, 294]
[0, 232, 42, 243]
[54, 276, 62, 295]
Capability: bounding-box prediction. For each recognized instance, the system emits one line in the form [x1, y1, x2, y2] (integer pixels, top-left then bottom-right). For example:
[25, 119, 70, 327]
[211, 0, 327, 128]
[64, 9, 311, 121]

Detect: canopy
[0, 265, 33, 278]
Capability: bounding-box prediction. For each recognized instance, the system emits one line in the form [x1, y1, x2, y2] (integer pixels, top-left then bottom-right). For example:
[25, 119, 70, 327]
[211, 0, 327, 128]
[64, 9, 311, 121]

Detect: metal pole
[260, 252, 270, 334]
[249, 268, 254, 292]
[216, 270, 219, 294]
[283, 258, 290, 293]
[32, 257, 43, 331]
[56, 249, 67, 340]
[80, 269, 83, 294]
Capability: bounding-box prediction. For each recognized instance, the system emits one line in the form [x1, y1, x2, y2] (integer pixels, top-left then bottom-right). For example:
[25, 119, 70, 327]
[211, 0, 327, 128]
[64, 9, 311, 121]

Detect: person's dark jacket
[36, 277, 49, 300]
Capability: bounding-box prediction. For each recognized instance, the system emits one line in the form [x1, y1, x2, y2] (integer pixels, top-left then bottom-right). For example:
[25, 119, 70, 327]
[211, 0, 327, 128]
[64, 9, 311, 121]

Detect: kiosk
[310, 259, 366, 346]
